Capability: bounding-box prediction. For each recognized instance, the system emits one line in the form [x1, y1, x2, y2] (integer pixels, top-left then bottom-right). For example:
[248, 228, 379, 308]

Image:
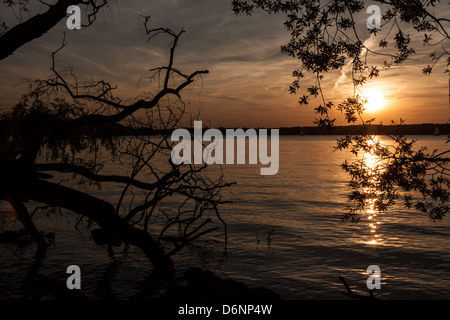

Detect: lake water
[1, 136, 449, 299]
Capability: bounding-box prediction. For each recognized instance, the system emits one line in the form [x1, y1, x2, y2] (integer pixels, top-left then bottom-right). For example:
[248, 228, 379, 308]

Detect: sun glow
[364, 89, 385, 112]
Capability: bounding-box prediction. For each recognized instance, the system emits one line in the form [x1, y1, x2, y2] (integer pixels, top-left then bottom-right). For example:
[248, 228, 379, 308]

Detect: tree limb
[0, 0, 83, 61]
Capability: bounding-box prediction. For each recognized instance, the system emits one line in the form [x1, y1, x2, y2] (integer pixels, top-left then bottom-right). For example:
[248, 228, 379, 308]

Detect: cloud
[0, 1, 449, 126]
[333, 60, 353, 90]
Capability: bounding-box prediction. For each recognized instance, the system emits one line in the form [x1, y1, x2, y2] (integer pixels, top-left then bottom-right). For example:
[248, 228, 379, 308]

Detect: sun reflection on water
[362, 201, 384, 245]
[361, 137, 384, 246]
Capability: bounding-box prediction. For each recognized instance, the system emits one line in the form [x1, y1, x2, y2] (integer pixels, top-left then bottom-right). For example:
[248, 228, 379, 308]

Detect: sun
[364, 89, 385, 112]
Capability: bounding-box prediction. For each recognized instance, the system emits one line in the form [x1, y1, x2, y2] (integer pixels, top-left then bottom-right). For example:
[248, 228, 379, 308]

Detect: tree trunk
[8, 198, 50, 251]
[0, 0, 83, 61]
[7, 177, 175, 278]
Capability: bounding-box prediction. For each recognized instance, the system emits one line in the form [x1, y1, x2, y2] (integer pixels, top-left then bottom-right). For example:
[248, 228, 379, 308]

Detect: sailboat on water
[434, 126, 440, 136]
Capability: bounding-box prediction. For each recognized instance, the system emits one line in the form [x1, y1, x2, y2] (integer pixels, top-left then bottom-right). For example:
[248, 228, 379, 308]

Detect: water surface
[1, 135, 449, 299]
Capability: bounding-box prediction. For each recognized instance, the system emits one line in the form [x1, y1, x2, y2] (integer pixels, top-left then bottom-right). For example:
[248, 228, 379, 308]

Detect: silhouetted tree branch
[0, 17, 232, 279]
[233, 0, 449, 220]
[0, 0, 107, 61]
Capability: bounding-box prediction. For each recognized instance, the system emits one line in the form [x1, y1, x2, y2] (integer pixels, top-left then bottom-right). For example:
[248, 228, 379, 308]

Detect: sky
[0, 0, 449, 128]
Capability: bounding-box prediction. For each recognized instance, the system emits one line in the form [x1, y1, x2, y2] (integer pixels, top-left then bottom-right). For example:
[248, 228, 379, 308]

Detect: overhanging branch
[0, 0, 82, 60]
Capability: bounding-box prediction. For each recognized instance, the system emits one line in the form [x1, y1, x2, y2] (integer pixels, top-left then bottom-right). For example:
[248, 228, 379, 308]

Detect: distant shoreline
[275, 123, 450, 136]
[113, 123, 450, 137]
[12, 122, 445, 138]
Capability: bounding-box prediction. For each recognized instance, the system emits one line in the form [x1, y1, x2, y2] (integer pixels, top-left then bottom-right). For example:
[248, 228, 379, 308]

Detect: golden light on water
[361, 137, 384, 246]
[363, 201, 382, 245]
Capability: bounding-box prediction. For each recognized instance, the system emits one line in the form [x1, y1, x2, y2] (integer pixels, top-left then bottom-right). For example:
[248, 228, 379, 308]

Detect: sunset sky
[0, 0, 449, 128]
